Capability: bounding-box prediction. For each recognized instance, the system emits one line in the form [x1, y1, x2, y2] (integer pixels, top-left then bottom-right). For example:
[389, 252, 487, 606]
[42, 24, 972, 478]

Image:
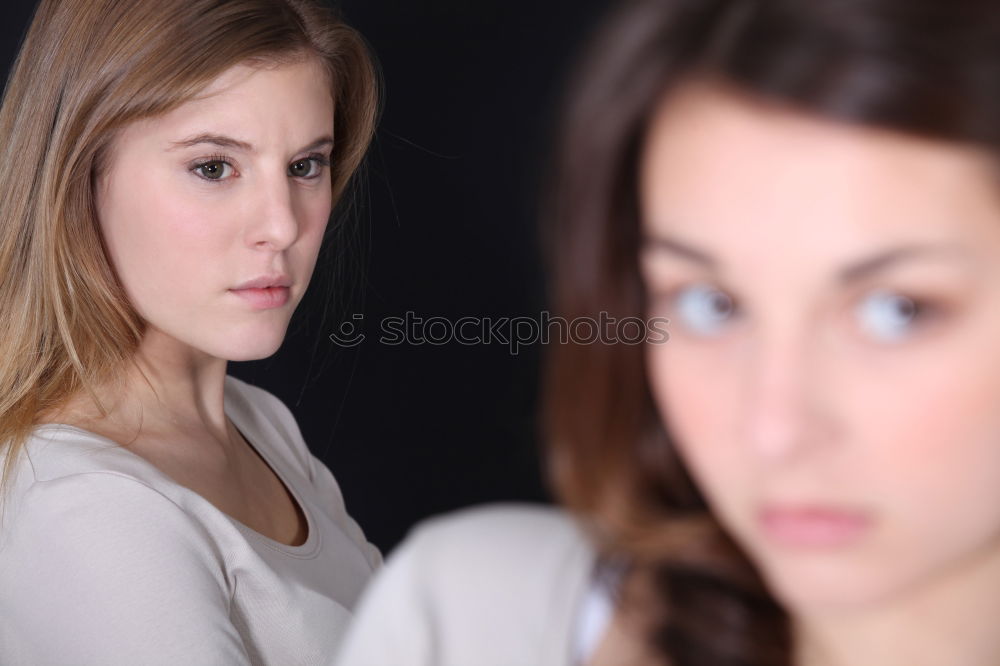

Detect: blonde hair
[0, 0, 379, 514]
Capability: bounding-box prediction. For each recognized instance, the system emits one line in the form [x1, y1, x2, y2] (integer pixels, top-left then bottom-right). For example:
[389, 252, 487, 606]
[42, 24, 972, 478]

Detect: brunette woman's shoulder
[335, 503, 598, 666]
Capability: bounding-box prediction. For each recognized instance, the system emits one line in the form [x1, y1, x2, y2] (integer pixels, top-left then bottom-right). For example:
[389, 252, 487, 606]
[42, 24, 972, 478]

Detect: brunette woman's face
[640, 80, 1000, 613]
[95, 58, 334, 361]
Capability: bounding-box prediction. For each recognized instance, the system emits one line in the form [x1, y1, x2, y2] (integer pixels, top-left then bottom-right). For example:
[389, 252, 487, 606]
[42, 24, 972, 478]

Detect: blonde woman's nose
[248, 177, 300, 251]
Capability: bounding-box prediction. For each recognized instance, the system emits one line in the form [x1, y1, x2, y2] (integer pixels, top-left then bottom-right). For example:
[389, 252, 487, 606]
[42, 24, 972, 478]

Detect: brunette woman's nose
[742, 335, 830, 461]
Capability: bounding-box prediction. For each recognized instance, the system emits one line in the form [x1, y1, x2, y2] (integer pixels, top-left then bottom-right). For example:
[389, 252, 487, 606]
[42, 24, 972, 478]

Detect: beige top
[0, 374, 381, 666]
[333, 504, 602, 666]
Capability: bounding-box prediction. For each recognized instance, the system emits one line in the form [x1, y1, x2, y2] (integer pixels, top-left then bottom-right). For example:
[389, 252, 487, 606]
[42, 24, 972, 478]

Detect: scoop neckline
[32, 384, 320, 558]
[225, 411, 320, 558]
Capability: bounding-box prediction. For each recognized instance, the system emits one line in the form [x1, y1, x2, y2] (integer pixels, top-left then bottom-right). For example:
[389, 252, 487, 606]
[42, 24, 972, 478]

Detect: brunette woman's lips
[759, 506, 871, 548]
[229, 286, 290, 309]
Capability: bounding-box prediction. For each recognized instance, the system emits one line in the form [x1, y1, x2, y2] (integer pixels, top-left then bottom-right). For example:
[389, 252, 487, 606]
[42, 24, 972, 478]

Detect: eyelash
[646, 283, 944, 340]
[189, 152, 332, 183]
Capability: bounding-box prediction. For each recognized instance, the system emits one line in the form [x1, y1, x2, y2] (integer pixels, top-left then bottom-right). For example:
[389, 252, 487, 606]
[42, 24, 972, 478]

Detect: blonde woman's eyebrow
[166, 133, 334, 154]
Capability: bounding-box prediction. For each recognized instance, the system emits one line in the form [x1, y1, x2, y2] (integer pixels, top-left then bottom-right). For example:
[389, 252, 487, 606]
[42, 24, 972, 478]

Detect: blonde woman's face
[96, 58, 335, 361]
[640, 81, 1000, 614]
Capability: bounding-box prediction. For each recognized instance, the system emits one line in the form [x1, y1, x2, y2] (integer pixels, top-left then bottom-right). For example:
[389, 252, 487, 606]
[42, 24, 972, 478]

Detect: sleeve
[333, 505, 598, 666]
[0, 472, 253, 666]
[332, 526, 435, 666]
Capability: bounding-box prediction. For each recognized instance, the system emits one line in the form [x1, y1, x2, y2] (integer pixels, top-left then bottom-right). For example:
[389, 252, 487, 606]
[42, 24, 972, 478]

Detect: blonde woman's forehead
[180, 58, 332, 112]
[188, 56, 329, 102]
[111, 59, 335, 157]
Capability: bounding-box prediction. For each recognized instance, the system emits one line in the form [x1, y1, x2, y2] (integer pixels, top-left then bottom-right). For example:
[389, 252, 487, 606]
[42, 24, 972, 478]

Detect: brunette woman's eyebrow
[836, 244, 971, 284]
[643, 233, 971, 282]
[166, 133, 334, 154]
[642, 234, 715, 268]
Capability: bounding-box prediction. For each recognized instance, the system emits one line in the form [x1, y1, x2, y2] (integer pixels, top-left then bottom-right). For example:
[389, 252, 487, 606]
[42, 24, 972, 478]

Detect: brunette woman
[335, 0, 1000, 664]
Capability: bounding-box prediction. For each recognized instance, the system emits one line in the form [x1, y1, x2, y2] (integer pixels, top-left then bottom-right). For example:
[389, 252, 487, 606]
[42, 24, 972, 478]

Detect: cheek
[645, 341, 746, 503]
[97, 172, 232, 308]
[841, 308, 1000, 500]
[858, 350, 1000, 524]
[299, 190, 332, 241]
[100, 170, 227, 251]
[290, 189, 332, 270]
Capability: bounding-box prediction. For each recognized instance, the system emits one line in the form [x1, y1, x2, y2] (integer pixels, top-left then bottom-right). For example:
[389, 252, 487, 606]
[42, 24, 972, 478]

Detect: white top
[333, 504, 607, 666]
[0, 374, 381, 666]
[572, 565, 617, 664]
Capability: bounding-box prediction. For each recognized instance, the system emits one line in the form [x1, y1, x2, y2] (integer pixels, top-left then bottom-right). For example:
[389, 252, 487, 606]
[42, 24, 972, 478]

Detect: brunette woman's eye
[673, 283, 738, 337]
[855, 289, 932, 342]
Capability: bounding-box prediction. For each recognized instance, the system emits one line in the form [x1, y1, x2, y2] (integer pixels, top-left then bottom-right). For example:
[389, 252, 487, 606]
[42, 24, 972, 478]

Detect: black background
[1, 0, 611, 553]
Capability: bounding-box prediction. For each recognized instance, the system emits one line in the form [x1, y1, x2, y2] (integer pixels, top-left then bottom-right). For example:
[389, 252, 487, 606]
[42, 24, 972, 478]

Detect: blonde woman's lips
[229, 286, 290, 309]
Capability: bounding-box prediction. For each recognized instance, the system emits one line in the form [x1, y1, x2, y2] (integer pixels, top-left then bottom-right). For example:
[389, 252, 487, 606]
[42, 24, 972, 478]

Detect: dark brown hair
[542, 0, 1000, 664]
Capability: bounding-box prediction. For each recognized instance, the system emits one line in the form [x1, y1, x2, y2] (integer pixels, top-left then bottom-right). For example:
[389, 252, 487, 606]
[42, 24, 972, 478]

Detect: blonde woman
[0, 0, 381, 663]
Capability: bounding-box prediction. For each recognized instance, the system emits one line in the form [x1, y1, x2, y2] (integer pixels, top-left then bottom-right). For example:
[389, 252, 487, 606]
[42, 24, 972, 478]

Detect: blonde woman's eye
[674, 283, 737, 336]
[856, 290, 924, 342]
[288, 155, 330, 179]
[192, 159, 234, 181]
